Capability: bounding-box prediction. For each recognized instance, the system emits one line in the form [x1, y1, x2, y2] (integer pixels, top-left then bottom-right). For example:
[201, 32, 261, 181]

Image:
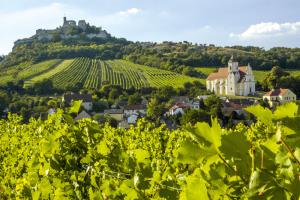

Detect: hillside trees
[0, 91, 9, 115]
[3, 38, 300, 73]
[262, 66, 300, 97]
[263, 66, 290, 89]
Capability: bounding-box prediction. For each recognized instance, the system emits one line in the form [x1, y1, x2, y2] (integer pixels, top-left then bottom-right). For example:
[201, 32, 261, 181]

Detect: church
[206, 56, 256, 96]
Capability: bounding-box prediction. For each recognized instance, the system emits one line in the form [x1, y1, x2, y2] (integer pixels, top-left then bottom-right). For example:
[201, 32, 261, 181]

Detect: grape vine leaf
[245, 105, 273, 126]
[133, 149, 150, 164]
[180, 169, 209, 200]
[273, 102, 298, 120]
[69, 100, 82, 114]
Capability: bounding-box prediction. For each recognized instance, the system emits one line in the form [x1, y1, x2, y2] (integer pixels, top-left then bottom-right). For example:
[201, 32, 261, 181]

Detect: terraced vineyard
[1, 58, 198, 89]
[0, 60, 61, 85]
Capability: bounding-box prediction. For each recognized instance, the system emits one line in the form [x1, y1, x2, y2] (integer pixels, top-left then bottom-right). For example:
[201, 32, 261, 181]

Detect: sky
[1, 0, 300, 55]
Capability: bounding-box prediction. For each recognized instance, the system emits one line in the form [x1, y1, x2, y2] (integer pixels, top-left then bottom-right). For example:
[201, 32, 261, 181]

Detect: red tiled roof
[264, 88, 289, 96]
[207, 66, 248, 81]
[207, 68, 228, 80]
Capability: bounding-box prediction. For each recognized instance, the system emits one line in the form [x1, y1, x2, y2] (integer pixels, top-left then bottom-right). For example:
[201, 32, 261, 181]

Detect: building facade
[206, 56, 256, 96]
[263, 88, 297, 107]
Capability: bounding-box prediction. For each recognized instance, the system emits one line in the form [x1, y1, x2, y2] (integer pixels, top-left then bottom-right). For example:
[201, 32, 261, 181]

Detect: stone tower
[227, 55, 240, 95]
[228, 55, 239, 73]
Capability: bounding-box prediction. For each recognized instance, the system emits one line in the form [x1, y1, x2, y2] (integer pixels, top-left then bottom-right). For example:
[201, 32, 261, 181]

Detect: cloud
[230, 21, 300, 39]
[0, 2, 84, 54]
[119, 8, 142, 16]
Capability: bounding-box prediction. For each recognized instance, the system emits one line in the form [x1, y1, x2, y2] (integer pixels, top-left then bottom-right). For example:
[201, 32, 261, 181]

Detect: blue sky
[1, 0, 300, 54]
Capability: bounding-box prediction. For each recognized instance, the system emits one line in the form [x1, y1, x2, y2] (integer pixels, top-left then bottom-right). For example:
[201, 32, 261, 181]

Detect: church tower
[228, 55, 239, 74]
[227, 55, 240, 95]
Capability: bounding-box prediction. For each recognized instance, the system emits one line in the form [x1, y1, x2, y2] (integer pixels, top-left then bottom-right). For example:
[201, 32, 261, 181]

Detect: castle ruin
[14, 17, 108, 45]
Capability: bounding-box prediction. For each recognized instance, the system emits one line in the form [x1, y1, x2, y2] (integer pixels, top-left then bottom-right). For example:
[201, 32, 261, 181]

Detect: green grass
[9, 58, 199, 89]
[195, 66, 218, 76]
[286, 69, 300, 77]
[253, 70, 269, 82]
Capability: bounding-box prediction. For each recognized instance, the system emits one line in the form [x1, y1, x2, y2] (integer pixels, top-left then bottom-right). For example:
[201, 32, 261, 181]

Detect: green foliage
[176, 103, 300, 199]
[68, 100, 82, 115]
[0, 91, 9, 114]
[263, 66, 290, 89]
[180, 109, 210, 125]
[0, 103, 299, 199]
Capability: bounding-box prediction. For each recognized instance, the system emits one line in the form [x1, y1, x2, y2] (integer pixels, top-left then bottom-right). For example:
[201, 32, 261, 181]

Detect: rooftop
[63, 93, 92, 103]
[124, 104, 147, 110]
[264, 88, 290, 96]
[207, 66, 248, 81]
[104, 109, 124, 114]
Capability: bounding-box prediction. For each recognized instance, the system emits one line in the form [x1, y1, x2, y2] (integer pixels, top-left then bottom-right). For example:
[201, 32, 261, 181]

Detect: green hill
[0, 58, 199, 89]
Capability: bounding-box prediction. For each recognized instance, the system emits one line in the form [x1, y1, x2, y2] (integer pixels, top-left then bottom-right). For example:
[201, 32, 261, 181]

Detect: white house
[263, 88, 297, 107]
[63, 93, 93, 111]
[206, 56, 256, 96]
[124, 105, 147, 117]
[168, 103, 190, 116]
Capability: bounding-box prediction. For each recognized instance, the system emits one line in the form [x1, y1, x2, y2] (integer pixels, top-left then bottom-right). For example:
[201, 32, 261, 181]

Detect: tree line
[2, 38, 300, 75]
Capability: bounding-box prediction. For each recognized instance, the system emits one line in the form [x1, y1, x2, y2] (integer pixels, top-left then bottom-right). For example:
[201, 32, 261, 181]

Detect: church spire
[229, 54, 236, 62]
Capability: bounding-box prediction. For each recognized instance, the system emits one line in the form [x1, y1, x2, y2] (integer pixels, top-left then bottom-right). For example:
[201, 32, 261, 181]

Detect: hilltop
[14, 17, 111, 46]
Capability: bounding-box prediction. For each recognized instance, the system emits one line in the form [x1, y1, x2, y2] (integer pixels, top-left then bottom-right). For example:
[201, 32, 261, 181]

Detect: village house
[167, 102, 190, 116]
[172, 96, 190, 104]
[75, 110, 92, 121]
[62, 93, 93, 111]
[103, 109, 124, 121]
[263, 88, 297, 107]
[166, 96, 201, 116]
[221, 98, 256, 116]
[206, 56, 256, 96]
[123, 104, 147, 117]
[171, 96, 200, 109]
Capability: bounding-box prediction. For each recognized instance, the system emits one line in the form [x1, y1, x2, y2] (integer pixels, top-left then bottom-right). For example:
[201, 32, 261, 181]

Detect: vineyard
[0, 60, 62, 85]
[0, 58, 198, 89]
[0, 102, 299, 199]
